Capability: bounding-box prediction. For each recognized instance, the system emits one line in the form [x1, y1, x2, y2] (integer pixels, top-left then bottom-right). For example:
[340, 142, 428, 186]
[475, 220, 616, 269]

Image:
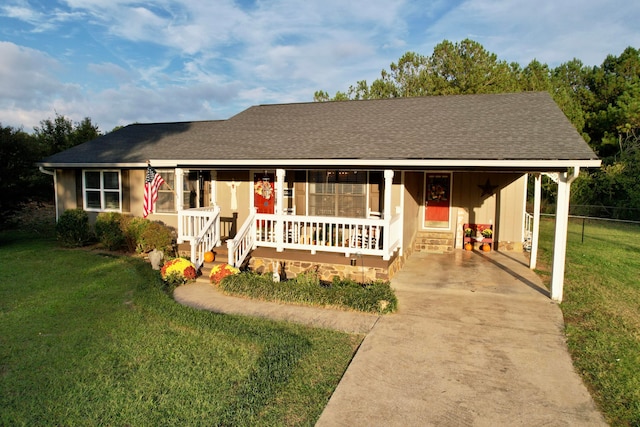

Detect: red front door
[254, 173, 275, 214]
[424, 173, 451, 228]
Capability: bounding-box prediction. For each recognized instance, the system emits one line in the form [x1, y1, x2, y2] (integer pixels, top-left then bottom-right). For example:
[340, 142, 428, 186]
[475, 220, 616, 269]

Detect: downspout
[39, 166, 59, 222]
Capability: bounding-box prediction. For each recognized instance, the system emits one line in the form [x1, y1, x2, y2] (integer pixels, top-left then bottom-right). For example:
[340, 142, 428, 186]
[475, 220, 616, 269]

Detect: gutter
[39, 166, 54, 176]
[37, 158, 603, 170]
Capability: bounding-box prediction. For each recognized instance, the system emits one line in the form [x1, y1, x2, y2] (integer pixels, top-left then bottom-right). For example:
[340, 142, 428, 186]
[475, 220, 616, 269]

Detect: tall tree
[548, 59, 591, 141]
[0, 124, 48, 221]
[427, 39, 518, 95]
[316, 39, 520, 101]
[583, 47, 640, 158]
[34, 114, 101, 156]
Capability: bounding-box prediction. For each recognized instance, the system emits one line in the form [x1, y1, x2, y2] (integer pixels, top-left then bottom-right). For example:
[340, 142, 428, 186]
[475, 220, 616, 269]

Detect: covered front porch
[175, 168, 403, 274]
[169, 163, 587, 302]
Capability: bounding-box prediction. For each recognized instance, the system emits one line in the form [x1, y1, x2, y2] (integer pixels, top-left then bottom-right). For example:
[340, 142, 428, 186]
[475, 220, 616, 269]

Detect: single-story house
[38, 92, 600, 301]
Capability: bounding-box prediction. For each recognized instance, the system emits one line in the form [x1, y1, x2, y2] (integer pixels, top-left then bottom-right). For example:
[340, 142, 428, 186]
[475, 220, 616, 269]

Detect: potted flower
[209, 263, 240, 285]
[464, 227, 473, 237]
[482, 228, 493, 238]
[160, 258, 197, 287]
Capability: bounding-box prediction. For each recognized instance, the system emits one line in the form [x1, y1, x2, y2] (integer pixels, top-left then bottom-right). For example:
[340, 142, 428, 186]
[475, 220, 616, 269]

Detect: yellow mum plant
[209, 264, 240, 285]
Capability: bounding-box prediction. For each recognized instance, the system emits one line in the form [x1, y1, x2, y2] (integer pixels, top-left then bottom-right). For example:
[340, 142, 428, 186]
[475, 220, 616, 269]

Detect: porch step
[197, 245, 229, 284]
[414, 231, 454, 253]
[177, 242, 229, 262]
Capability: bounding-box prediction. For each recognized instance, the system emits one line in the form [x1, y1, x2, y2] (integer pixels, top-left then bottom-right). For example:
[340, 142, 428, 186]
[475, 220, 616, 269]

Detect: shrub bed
[56, 208, 93, 247]
[95, 212, 125, 250]
[219, 272, 397, 314]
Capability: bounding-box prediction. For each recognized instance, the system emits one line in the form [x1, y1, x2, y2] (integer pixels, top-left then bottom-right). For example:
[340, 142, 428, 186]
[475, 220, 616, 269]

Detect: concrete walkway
[174, 251, 607, 426]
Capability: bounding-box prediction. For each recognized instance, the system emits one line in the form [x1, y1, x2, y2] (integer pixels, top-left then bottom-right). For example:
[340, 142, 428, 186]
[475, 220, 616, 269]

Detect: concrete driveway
[316, 251, 606, 426]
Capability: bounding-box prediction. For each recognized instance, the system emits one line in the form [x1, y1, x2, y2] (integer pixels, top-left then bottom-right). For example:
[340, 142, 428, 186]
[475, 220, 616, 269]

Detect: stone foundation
[249, 246, 413, 283]
[249, 256, 390, 282]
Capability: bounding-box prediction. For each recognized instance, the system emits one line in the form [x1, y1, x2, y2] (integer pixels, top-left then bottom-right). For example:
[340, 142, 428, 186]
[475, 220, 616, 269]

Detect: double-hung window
[308, 170, 366, 218]
[155, 169, 176, 213]
[83, 170, 121, 212]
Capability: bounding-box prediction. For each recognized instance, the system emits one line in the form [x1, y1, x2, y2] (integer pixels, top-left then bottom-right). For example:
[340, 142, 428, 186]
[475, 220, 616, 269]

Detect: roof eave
[170, 158, 602, 169]
[38, 158, 601, 169]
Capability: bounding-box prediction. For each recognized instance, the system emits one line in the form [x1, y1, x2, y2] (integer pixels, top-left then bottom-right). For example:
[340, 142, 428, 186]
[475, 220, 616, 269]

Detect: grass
[0, 230, 362, 426]
[536, 218, 640, 426]
[218, 272, 398, 314]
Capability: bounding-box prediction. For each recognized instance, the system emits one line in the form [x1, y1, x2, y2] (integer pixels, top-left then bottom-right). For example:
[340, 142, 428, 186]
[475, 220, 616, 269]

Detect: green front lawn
[537, 218, 640, 426]
[0, 231, 361, 426]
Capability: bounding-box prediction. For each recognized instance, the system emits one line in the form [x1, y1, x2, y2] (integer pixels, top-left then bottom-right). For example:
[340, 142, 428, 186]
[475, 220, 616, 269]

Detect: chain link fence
[568, 205, 640, 222]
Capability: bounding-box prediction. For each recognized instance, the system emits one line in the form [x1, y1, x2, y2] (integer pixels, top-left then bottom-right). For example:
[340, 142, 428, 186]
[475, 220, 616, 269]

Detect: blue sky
[1, 0, 639, 133]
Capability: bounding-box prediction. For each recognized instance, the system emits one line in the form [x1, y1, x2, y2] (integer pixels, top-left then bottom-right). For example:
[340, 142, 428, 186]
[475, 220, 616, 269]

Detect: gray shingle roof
[41, 92, 598, 166]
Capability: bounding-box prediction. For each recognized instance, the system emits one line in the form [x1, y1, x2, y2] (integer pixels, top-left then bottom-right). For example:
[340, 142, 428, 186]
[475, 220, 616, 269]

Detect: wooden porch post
[529, 173, 541, 270]
[550, 167, 579, 302]
[383, 170, 394, 261]
[275, 169, 285, 252]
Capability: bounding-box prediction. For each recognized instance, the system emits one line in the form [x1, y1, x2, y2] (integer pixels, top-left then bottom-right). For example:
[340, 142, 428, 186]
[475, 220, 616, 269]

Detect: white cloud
[87, 62, 133, 84]
[0, 41, 78, 105]
[1, 0, 639, 134]
[422, 0, 640, 67]
[0, 1, 84, 32]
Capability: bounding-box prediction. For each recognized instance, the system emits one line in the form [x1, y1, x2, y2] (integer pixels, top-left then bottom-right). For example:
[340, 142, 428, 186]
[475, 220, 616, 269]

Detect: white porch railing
[177, 206, 221, 270]
[253, 212, 402, 260]
[186, 208, 403, 268]
[227, 209, 257, 268]
[524, 211, 533, 251]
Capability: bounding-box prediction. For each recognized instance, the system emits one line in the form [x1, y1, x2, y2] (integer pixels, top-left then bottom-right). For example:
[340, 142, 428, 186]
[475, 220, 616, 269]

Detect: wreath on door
[254, 179, 273, 200]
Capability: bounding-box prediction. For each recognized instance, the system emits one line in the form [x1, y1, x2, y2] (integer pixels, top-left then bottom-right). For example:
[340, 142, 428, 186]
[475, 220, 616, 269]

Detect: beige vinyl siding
[55, 169, 79, 218]
[497, 175, 527, 247]
[292, 171, 306, 215]
[215, 170, 251, 227]
[403, 172, 422, 249]
[121, 170, 130, 213]
[452, 172, 525, 250]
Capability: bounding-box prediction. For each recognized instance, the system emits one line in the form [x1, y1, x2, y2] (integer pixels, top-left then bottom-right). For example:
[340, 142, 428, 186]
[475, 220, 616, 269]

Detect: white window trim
[82, 169, 122, 212]
[155, 168, 177, 214]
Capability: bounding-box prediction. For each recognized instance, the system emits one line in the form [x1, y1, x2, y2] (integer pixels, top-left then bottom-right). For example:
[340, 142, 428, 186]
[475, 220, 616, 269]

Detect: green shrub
[220, 272, 397, 314]
[121, 216, 150, 253]
[56, 208, 93, 247]
[94, 212, 125, 251]
[138, 221, 175, 255]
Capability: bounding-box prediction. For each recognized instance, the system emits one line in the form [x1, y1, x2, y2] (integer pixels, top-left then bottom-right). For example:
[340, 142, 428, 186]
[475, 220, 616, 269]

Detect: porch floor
[250, 247, 393, 269]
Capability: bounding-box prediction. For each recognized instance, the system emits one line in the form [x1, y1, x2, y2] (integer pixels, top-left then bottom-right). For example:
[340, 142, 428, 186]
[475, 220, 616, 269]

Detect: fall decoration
[203, 251, 215, 263]
[160, 258, 197, 286]
[210, 264, 240, 285]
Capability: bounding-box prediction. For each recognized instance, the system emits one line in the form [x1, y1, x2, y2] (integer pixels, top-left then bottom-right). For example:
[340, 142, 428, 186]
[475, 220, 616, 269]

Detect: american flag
[143, 165, 165, 218]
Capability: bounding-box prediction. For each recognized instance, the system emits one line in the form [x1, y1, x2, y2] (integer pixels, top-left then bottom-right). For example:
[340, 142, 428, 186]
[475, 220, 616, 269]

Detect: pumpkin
[482, 243, 491, 252]
[203, 251, 215, 263]
[464, 242, 473, 251]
